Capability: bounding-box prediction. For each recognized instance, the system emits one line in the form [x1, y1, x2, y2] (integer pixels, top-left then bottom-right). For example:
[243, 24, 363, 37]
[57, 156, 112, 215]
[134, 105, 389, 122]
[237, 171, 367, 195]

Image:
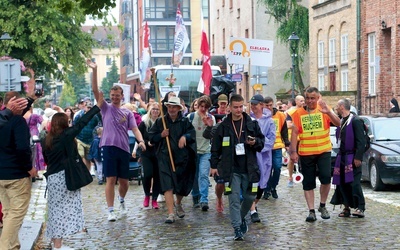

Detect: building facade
[81, 26, 120, 88]
[211, 0, 309, 102]
[360, 0, 400, 114]
[309, 0, 357, 95]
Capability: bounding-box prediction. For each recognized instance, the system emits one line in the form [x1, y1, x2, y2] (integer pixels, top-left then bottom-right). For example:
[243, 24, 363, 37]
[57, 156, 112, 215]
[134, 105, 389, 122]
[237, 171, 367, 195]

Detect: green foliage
[101, 60, 119, 93]
[67, 70, 90, 101]
[58, 81, 76, 108]
[0, 1, 96, 79]
[259, 0, 309, 92]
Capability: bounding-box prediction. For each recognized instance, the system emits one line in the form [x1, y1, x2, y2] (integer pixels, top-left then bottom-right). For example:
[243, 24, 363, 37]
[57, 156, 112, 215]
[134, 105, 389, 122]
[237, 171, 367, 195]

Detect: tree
[58, 81, 77, 108]
[67, 70, 90, 100]
[0, 1, 96, 79]
[101, 60, 119, 93]
[54, 0, 117, 18]
[260, 0, 309, 93]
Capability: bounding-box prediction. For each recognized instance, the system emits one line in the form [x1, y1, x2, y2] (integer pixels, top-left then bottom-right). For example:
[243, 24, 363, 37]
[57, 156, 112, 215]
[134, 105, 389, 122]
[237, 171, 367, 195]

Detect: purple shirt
[100, 102, 137, 153]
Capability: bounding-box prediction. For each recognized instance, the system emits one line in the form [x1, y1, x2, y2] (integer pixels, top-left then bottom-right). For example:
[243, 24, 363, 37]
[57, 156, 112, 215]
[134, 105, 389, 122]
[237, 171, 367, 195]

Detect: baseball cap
[80, 97, 90, 103]
[249, 94, 264, 104]
[218, 94, 228, 102]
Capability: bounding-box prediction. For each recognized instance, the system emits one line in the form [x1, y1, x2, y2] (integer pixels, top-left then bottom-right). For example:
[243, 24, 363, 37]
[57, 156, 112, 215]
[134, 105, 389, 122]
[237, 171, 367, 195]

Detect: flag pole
[150, 68, 176, 172]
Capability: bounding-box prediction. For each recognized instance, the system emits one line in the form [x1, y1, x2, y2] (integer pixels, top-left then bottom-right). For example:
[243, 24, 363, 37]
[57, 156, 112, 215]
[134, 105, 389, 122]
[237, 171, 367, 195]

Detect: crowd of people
[0, 62, 371, 247]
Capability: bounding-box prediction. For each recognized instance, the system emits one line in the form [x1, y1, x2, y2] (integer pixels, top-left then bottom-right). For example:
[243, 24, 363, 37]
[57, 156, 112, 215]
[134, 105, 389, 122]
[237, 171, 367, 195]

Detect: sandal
[352, 208, 365, 218]
[338, 208, 351, 217]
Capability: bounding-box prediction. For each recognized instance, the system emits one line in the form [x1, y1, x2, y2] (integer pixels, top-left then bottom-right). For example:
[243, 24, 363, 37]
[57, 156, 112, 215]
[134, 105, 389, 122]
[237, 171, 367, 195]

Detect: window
[318, 41, 324, 67]
[217, 9, 219, 19]
[245, 29, 249, 38]
[237, 8, 240, 19]
[212, 34, 215, 53]
[144, 0, 190, 19]
[368, 33, 376, 95]
[341, 70, 348, 91]
[150, 26, 191, 52]
[222, 0, 225, 7]
[106, 72, 110, 77]
[222, 28, 225, 49]
[318, 73, 325, 90]
[106, 57, 112, 66]
[329, 38, 336, 66]
[229, 0, 233, 9]
[341, 34, 348, 63]
[202, 0, 208, 18]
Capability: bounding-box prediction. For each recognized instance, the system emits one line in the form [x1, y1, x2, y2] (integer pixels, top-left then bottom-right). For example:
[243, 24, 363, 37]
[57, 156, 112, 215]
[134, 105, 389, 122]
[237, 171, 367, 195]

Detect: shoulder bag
[63, 143, 93, 191]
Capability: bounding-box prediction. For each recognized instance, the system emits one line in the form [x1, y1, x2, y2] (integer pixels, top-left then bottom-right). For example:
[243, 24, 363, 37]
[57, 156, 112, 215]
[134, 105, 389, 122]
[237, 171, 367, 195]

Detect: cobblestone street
[29, 169, 400, 250]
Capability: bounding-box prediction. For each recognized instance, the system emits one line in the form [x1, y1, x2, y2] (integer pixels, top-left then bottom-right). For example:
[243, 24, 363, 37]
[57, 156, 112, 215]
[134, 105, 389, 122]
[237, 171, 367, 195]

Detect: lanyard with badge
[232, 118, 245, 155]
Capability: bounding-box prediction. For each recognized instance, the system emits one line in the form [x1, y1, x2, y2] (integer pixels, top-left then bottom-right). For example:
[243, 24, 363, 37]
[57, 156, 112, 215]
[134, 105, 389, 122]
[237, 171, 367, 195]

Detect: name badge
[235, 143, 245, 155]
[222, 136, 230, 147]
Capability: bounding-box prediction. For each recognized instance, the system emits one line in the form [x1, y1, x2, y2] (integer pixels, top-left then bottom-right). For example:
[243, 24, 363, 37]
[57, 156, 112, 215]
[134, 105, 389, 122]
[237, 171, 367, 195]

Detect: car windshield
[373, 119, 400, 141]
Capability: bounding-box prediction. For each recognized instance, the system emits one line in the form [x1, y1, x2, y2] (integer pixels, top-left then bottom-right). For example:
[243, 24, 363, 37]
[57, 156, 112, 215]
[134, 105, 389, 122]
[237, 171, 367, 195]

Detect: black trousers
[141, 155, 161, 200]
[338, 160, 366, 210]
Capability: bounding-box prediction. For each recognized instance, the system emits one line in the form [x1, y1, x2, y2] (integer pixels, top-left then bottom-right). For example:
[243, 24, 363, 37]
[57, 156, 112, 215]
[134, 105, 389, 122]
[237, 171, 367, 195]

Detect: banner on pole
[172, 4, 190, 67]
[227, 37, 274, 67]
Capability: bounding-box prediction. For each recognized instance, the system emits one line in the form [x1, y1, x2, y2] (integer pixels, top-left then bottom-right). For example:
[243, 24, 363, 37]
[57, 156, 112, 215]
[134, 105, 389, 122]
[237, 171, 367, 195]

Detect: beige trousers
[0, 177, 32, 250]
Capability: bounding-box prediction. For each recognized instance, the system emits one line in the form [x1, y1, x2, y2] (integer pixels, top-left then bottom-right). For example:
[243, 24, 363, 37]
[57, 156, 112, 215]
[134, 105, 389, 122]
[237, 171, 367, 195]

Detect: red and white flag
[197, 26, 212, 94]
[139, 22, 151, 83]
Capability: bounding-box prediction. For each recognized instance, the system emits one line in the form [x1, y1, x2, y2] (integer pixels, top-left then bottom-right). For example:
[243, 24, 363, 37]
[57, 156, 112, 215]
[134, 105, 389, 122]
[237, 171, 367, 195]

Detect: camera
[34, 79, 43, 97]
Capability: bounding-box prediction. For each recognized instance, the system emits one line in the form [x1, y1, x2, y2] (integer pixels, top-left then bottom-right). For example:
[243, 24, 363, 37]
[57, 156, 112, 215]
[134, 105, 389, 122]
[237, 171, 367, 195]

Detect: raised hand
[86, 59, 97, 69]
[6, 97, 27, 115]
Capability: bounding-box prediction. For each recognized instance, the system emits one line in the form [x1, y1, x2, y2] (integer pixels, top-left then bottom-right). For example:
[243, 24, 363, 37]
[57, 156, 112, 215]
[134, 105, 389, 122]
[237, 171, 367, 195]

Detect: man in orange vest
[285, 95, 305, 187]
[263, 96, 290, 200]
[289, 87, 340, 222]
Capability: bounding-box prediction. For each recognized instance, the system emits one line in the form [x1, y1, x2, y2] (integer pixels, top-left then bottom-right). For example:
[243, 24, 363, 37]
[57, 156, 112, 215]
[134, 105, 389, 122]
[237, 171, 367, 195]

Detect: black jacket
[42, 106, 100, 177]
[210, 112, 265, 183]
[148, 113, 197, 196]
[0, 115, 32, 180]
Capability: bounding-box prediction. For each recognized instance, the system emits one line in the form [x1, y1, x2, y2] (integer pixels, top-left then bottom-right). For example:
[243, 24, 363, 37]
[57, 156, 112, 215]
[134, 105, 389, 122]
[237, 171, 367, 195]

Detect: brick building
[360, 0, 400, 114]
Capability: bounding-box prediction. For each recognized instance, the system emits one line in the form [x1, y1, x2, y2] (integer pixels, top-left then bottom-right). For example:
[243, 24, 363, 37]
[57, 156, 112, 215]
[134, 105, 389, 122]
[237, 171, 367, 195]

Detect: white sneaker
[90, 165, 96, 176]
[157, 195, 165, 203]
[119, 202, 127, 215]
[108, 211, 117, 222]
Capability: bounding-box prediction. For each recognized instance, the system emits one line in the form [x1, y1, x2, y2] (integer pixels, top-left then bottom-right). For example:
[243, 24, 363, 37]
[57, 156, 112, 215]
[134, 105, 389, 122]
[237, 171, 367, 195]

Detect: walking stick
[150, 68, 176, 172]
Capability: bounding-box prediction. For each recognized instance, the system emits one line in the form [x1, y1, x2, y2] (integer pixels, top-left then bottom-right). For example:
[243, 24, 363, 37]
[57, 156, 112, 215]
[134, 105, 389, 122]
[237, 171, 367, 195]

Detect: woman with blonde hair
[41, 103, 100, 249]
[189, 98, 199, 113]
[134, 102, 162, 208]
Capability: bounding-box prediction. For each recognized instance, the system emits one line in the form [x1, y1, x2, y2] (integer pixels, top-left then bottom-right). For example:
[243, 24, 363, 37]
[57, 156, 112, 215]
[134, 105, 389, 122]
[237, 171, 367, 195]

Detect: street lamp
[288, 32, 299, 99]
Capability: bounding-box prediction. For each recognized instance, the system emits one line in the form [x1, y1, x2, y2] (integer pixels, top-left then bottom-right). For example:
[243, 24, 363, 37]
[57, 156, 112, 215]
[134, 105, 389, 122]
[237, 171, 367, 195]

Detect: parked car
[359, 115, 400, 191]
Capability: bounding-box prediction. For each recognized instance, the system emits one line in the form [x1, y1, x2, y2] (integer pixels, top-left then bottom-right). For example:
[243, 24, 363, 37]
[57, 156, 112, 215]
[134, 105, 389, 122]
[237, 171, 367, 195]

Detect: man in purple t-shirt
[87, 60, 146, 222]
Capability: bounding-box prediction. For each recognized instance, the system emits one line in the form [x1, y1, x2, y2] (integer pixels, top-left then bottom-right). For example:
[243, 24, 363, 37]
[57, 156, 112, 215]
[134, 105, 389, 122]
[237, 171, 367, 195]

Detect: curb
[19, 220, 43, 250]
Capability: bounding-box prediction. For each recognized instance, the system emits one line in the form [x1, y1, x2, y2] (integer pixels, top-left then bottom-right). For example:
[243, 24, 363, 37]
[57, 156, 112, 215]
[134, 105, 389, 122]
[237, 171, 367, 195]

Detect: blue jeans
[267, 149, 283, 191]
[191, 153, 211, 203]
[229, 173, 255, 229]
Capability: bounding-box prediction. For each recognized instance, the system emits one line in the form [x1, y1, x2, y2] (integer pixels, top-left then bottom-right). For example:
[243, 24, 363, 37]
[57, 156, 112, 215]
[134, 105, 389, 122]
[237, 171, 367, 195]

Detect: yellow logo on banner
[253, 84, 262, 90]
[300, 113, 324, 133]
[229, 40, 251, 58]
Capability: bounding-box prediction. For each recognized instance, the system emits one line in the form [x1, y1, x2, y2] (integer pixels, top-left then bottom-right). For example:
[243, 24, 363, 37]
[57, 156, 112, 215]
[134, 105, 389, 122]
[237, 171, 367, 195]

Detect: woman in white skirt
[42, 104, 100, 249]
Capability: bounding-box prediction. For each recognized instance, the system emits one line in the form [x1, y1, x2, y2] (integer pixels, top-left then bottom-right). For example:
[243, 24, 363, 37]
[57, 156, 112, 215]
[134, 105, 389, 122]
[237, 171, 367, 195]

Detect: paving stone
[21, 169, 400, 249]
